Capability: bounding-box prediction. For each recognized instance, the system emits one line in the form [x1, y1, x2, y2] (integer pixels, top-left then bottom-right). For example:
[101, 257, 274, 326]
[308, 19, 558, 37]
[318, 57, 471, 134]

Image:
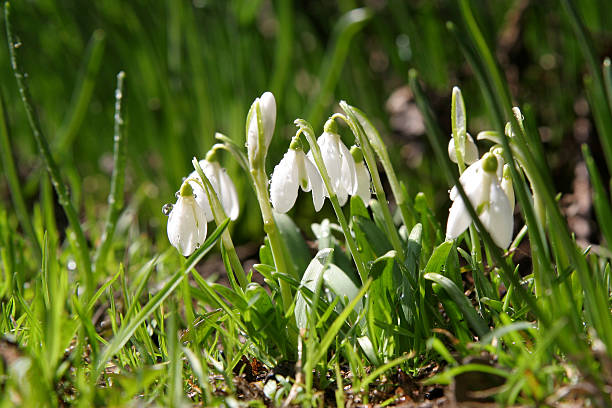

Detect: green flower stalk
[337, 103, 407, 259]
[294, 118, 368, 282]
[191, 157, 248, 290]
[245, 92, 292, 311]
[449, 87, 484, 270]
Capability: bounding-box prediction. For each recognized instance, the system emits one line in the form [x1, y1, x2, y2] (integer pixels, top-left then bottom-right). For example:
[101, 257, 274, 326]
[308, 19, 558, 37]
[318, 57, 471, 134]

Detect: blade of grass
[409, 70, 541, 319]
[5, 1, 93, 293]
[560, 0, 612, 169]
[93, 218, 229, 377]
[94, 71, 127, 273]
[424, 273, 489, 337]
[0, 88, 40, 257]
[305, 278, 372, 372]
[55, 29, 106, 155]
[270, 0, 293, 97]
[307, 8, 372, 127]
[582, 144, 612, 247]
[457, 0, 612, 361]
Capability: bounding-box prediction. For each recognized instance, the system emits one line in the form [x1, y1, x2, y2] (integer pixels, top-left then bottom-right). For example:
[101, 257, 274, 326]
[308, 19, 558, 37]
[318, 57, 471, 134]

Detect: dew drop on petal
[162, 203, 174, 216]
[175, 191, 180, 198]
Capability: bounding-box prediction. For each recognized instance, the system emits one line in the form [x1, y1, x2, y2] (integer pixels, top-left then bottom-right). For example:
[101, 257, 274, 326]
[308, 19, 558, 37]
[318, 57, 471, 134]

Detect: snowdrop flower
[446, 152, 514, 248]
[246, 91, 276, 168]
[167, 181, 207, 256]
[186, 159, 239, 222]
[270, 139, 324, 213]
[350, 145, 371, 206]
[448, 133, 478, 165]
[316, 119, 357, 206]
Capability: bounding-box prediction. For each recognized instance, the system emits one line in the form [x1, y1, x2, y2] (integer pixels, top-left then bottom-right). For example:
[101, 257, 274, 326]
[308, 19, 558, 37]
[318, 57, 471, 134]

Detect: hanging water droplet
[162, 203, 174, 216]
[67, 259, 77, 271]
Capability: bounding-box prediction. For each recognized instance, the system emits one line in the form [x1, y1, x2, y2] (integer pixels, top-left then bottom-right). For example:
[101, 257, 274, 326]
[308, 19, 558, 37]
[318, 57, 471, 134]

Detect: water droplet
[14, 41, 22, 49]
[162, 203, 174, 216]
[175, 191, 180, 199]
[67, 259, 77, 271]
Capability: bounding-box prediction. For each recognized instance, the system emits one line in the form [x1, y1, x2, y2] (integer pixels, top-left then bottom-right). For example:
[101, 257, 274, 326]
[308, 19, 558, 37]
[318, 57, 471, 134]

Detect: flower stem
[251, 169, 293, 310]
[336, 106, 407, 261]
[191, 160, 248, 291]
[295, 119, 368, 282]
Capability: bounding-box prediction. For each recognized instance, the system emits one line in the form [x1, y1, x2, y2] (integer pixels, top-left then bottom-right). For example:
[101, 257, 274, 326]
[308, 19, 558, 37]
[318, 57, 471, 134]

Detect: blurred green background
[1, 0, 611, 247]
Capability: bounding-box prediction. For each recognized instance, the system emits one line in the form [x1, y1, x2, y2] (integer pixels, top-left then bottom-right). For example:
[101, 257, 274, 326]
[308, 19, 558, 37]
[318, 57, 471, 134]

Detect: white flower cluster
[446, 152, 514, 248]
[165, 159, 239, 257]
[270, 119, 371, 213]
[445, 87, 515, 248]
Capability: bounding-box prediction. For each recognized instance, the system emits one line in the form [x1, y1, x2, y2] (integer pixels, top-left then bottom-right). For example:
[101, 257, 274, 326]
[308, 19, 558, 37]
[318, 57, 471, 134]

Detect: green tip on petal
[179, 181, 194, 197]
[350, 145, 363, 162]
[481, 152, 498, 173]
[324, 118, 339, 134]
[289, 134, 303, 151]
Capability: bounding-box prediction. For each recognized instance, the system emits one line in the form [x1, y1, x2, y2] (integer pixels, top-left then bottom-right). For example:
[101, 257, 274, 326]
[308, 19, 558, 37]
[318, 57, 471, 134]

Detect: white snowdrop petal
[501, 165, 515, 212]
[339, 140, 358, 195]
[480, 184, 514, 248]
[355, 161, 371, 206]
[304, 155, 325, 211]
[167, 196, 207, 256]
[247, 92, 276, 161]
[495, 154, 504, 180]
[219, 168, 240, 220]
[449, 134, 479, 165]
[259, 92, 276, 148]
[446, 197, 472, 240]
[450, 160, 481, 201]
[448, 138, 459, 164]
[318, 132, 342, 192]
[464, 134, 479, 164]
[187, 179, 214, 222]
[270, 150, 299, 213]
[336, 184, 348, 206]
[295, 150, 310, 191]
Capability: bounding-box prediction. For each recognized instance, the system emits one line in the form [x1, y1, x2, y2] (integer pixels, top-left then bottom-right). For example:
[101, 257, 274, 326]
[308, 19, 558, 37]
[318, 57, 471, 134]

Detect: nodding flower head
[446, 152, 514, 248]
[246, 91, 276, 168]
[270, 138, 324, 213]
[167, 181, 207, 257]
[187, 159, 240, 222]
[316, 119, 357, 206]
